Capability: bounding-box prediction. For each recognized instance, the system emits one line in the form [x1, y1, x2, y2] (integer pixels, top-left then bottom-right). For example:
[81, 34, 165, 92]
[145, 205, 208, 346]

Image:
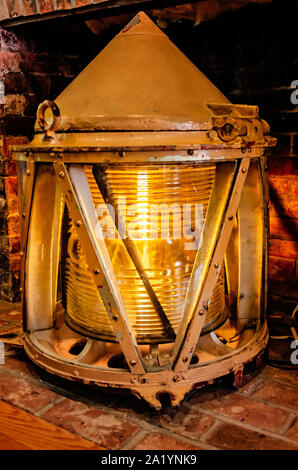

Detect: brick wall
[0, 1, 109, 20]
[268, 156, 298, 311]
[0, 0, 297, 310]
[163, 0, 298, 313]
[0, 18, 95, 300]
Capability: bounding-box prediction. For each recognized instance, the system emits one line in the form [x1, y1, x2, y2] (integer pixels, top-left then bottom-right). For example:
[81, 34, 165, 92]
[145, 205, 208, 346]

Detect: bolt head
[130, 360, 137, 366]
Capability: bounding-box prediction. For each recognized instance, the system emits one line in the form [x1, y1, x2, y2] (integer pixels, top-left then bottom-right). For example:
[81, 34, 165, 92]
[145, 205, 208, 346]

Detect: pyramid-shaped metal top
[41, 11, 230, 132]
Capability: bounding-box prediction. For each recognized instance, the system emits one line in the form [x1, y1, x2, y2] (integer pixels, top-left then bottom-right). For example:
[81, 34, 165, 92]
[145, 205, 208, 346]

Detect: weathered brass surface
[37, 12, 229, 133]
[12, 12, 275, 408]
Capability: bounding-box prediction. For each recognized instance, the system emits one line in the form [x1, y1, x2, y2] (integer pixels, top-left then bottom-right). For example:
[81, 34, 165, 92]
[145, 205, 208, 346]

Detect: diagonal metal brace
[53, 160, 145, 374]
[173, 158, 250, 372]
[17, 159, 36, 333]
[92, 165, 176, 339]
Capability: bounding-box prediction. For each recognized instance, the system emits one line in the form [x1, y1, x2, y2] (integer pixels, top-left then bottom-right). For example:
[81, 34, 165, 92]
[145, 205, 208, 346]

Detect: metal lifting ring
[36, 100, 61, 133]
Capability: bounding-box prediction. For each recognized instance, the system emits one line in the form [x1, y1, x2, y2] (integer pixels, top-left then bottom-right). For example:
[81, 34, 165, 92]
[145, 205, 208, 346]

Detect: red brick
[0, 372, 58, 412]
[1, 137, 28, 165]
[5, 136, 28, 148]
[0, 52, 22, 74]
[2, 356, 33, 374]
[151, 406, 214, 440]
[252, 382, 298, 411]
[38, 0, 54, 13]
[6, 0, 22, 17]
[9, 252, 20, 272]
[269, 256, 295, 281]
[1, 354, 41, 378]
[75, 0, 91, 6]
[22, 0, 38, 15]
[270, 196, 298, 219]
[4, 72, 27, 94]
[0, 160, 16, 177]
[286, 418, 298, 441]
[4, 176, 17, 198]
[56, 0, 72, 9]
[270, 217, 297, 241]
[268, 157, 298, 177]
[7, 214, 19, 237]
[8, 235, 20, 253]
[190, 389, 287, 432]
[269, 239, 298, 260]
[206, 423, 298, 450]
[42, 398, 139, 449]
[292, 179, 298, 198]
[269, 176, 292, 195]
[133, 433, 200, 450]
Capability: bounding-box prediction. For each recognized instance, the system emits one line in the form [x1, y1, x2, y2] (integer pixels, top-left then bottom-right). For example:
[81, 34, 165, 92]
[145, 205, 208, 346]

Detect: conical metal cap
[42, 11, 230, 132]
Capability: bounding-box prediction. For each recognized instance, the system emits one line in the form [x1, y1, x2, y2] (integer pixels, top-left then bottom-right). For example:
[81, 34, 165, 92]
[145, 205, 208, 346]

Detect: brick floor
[0, 372, 58, 413]
[188, 386, 288, 432]
[251, 381, 298, 410]
[286, 418, 298, 440]
[42, 398, 140, 449]
[206, 422, 298, 450]
[0, 301, 298, 450]
[133, 433, 200, 450]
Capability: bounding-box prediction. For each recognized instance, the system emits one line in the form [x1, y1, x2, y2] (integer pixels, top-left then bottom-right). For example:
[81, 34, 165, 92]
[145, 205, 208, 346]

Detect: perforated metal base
[23, 319, 268, 409]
